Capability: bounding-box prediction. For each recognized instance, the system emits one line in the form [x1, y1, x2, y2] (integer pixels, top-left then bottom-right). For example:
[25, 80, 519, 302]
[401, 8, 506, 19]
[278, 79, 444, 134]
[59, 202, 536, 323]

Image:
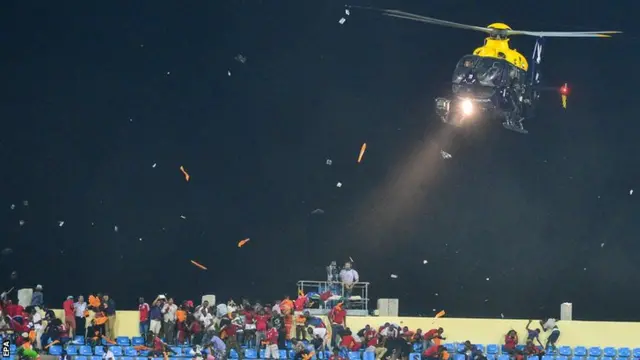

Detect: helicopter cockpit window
[452, 55, 507, 87]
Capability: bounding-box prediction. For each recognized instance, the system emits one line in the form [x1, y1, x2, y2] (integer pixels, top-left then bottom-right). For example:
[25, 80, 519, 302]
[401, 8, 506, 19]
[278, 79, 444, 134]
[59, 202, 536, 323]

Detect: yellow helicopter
[349, 6, 621, 134]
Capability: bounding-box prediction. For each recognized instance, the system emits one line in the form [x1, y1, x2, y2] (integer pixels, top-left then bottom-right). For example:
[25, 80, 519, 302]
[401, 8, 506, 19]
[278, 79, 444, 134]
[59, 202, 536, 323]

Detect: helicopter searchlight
[461, 98, 474, 116]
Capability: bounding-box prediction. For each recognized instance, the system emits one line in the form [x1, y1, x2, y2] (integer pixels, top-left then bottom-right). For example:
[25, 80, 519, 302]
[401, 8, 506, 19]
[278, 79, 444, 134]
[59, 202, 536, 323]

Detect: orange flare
[357, 143, 367, 163]
[238, 238, 250, 247]
[190, 260, 207, 270]
[180, 166, 190, 181]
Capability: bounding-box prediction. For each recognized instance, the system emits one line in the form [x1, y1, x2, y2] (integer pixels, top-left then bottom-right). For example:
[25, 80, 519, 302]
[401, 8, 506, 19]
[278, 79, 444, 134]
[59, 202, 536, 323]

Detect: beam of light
[352, 124, 457, 243]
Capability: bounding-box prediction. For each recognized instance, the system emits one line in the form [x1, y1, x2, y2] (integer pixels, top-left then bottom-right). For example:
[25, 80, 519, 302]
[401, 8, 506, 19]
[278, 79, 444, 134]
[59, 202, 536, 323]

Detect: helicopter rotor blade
[348, 5, 494, 34]
[506, 30, 621, 38]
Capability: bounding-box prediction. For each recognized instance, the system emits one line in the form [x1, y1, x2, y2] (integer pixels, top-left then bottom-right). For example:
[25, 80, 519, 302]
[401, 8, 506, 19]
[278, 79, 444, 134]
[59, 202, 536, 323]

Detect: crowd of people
[0, 282, 561, 360]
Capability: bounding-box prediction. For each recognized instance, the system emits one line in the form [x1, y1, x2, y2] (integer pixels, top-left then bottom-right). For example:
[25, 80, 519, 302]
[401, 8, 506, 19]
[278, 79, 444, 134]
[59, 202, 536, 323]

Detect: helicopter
[349, 6, 621, 134]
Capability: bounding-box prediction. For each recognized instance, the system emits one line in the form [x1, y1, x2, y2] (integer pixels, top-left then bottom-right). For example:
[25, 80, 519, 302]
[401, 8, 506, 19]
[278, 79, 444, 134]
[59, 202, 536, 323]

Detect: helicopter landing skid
[502, 119, 528, 134]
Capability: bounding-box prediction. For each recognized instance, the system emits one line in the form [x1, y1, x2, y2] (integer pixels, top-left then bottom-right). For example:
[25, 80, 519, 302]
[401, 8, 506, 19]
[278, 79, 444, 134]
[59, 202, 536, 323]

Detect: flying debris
[235, 54, 247, 64]
[114, 225, 119, 232]
[180, 215, 186, 219]
[336, 182, 343, 188]
[152, 163, 157, 168]
[390, 274, 398, 278]
[10, 204, 15, 210]
[1, 248, 13, 256]
[238, 238, 250, 247]
[440, 150, 452, 159]
[326, 159, 332, 165]
[191, 260, 207, 270]
[339, 18, 346, 25]
[19, 220, 25, 226]
[357, 143, 367, 163]
[630, 189, 634, 195]
[311, 209, 325, 215]
[58, 221, 64, 227]
[180, 166, 191, 182]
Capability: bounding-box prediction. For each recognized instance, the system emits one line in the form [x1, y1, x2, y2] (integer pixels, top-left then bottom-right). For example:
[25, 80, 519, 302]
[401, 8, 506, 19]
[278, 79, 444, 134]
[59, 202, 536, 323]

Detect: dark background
[1, 0, 638, 320]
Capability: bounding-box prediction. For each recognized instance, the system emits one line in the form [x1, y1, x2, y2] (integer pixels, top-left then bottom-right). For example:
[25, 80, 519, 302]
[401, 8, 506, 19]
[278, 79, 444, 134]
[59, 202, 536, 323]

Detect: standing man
[139, 297, 150, 337]
[328, 303, 346, 350]
[102, 294, 116, 339]
[74, 295, 87, 338]
[63, 296, 76, 337]
[162, 297, 178, 344]
[339, 262, 359, 309]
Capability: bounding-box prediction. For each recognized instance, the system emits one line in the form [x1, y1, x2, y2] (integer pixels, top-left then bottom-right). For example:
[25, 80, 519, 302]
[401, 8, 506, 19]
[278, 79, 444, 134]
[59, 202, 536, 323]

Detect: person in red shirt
[242, 307, 256, 348]
[254, 310, 271, 352]
[63, 296, 76, 337]
[504, 330, 518, 354]
[338, 328, 359, 351]
[264, 325, 280, 359]
[138, 297, 150, 337]
[423, 328, 445, 350]
[328, 303, 347, 349]
[222, 320, 244, 360]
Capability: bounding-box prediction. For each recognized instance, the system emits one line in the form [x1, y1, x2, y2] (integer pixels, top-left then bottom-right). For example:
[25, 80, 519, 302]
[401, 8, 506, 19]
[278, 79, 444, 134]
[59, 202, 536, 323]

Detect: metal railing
[296, 280, 369, 313]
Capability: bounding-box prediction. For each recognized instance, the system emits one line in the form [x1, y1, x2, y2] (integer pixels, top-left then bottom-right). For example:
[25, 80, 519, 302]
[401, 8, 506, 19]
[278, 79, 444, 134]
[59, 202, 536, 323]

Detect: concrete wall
[52, 310, 640, 348]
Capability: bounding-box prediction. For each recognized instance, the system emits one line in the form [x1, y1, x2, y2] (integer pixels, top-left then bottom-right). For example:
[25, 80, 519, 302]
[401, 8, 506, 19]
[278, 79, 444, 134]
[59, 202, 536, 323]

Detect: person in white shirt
[30, 308, 44, 349]
[102, 346, 115, 360]
[162, 297, 178, 344]
[74, 296, 88, 338]
[339, 262, 359, 309]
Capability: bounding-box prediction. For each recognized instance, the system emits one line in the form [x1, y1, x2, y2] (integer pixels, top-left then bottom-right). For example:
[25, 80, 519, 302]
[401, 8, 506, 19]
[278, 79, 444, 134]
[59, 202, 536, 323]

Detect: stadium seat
[125, 347, 138, 357]
[75, 357, 88, 360]
[498, 355, 510, 360]
[589, 348, 602, 357]
[66, 345, 79, 355]
[454, 354, 466, 360]
[95, 346, 105, 355]
[137, 357, 148, 360]
[80, 346, 93, 356]
[245, 349, 258, 359]
[542, 356, 554, 360]
[409, 353, 422, 360]
[117, 337, 131, 346]
[348, 351, 361, 360]
[574, 347, 588, 357]
[259, 349, 266, 358]
[475, 345, 485, 353]
[121, 357, 134, 360]
[184, 348, 197, 357]
[516, 345, 526, 352]
[171, 347, 183, 356]
[363, 351, 376, 360]
[486, 345, 500, 355]
[9, 345, 16, 354]
[288, 350, 296, 359]
[102, 338, 110, 346]
[279, 350, 288, 359]
[618, 348, 631, 358]
[413, 343, 423, 352]
[444, 344, 456, 353]
[230, 349, 239, 359]
[49, 345, 63, 355]
[73, 335, 85, 345]
[587, 356, 599, 360]
[633, 349, 640, 358]
[603, 347, 617, 358]
[132, 337, 145, 346]
[557, 356, 569, 360]
[457, 344, 466, 352]
[91, 356, 102, 360]
[559, 346, 573, 356]
[570, 357, 585, 360]
[111, 346, 123, 356]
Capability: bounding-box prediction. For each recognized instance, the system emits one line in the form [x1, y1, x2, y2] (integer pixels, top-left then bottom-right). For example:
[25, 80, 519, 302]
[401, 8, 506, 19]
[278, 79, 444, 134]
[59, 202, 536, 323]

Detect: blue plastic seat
[184, 348, 197, 357]
[516, 345, 526, 352]
[101, 338, 110, 346]
[9, 344, 16, 354]
[363, 352, 376, 360]
[111, 346, 123, 356]
[476, 345, 485, 353]
[121, 357, 133, 360]
[570, 357, 585, 360]
[75, 357, 88, 360]
[574, 347, 588, 357]
[542, 356, 554, 360]
[618, 348, 631, 358]
[117, 337, 131, 346]
[413, 343, 423, 352]
[136, 357, 148, 360]
[49, 345, 63, 355]
[589, 348, 602, 357]
[171, 347, 182, 356]
[132, 337, 145, 346]
[409, 353, 421, 360]
[603, 347, 616, 358]
[557, 356, 568, 360]
[230, 349, 239, 359]
[279, 350, 288, 359]
[497, 355, 510, 360]
[245, 349, 258, 359]
[80, 346, 93, 356]
[96, 347, 106, 356]
[486, 345, 499, 355]
[66, 345, 79, 355]
[587, 356, 599, 360]
[124, 347, 138, 357]
[348, 351, 361, 360]
[558, 346, 572, 356]
[259, 349, 266, 358]
[633, 349, 640, 358]
[73, 335, 86, 345]
[91, 356, 102, 360]
[457, 344, 466, 352]
[454, 354, 466, 360]
[444, 344, 456, 353]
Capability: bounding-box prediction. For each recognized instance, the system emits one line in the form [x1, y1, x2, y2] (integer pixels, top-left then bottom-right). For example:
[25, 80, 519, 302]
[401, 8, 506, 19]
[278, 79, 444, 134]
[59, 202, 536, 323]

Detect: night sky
[1, 1, 638, 321]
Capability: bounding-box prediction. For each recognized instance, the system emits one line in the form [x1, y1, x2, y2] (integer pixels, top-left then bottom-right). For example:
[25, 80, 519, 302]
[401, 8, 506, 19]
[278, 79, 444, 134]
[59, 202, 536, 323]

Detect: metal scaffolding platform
[296, 280, 370, 316]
